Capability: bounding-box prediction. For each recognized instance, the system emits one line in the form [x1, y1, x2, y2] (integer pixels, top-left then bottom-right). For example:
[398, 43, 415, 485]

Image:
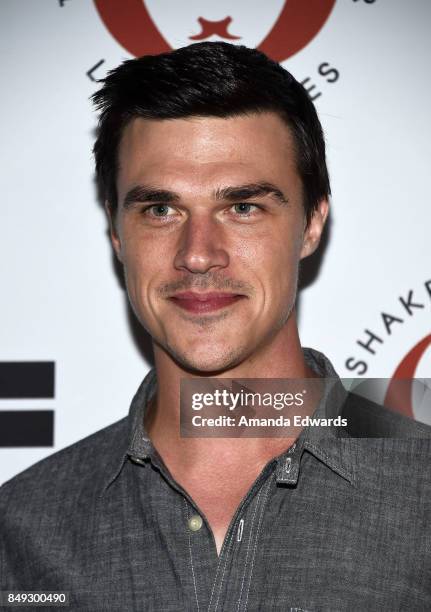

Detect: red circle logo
[94, 0, 336, 62]
[384, 334, 431, 418]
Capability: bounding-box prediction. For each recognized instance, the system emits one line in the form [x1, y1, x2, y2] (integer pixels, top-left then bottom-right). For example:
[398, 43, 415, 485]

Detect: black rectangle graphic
[0, 362, 55, 398]
[0, 411, 54, 447]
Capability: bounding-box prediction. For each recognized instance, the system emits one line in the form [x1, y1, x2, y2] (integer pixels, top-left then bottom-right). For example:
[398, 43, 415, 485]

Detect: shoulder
[337, 393, 431, 501]
[342, 391, 431, 439]
[0, 416, 128, 509]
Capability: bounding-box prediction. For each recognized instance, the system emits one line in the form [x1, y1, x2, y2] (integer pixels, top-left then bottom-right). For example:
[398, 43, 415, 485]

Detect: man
[1, 42, 430, 611]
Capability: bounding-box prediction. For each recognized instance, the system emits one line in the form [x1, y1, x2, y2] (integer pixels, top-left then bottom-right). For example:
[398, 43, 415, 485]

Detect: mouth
[189, 16, 241, 41]
[168, 291, 247, 314]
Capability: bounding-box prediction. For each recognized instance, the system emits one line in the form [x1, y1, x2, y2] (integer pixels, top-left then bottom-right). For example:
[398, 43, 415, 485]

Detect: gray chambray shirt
[1, 348, 430, 611]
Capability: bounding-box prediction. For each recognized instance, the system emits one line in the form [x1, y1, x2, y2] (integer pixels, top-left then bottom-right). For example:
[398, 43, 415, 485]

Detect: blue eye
[233, 203, 257, 215]
[142, 204, 177, 218]
[150, 205, 171, 216]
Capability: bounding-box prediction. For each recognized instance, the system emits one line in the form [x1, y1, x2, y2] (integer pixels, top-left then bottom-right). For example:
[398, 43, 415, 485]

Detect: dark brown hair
[92, 42, 330, 224]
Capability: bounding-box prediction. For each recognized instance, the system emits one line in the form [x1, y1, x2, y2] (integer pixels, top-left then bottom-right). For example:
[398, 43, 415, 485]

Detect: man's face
[109, 112, 327, 373]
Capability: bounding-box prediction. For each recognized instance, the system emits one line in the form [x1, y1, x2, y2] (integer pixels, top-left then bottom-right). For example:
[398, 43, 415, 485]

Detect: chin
[167, 340, 247, 376]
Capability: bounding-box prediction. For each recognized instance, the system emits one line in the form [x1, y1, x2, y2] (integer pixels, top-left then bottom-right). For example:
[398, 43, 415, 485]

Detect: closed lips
[168, 292, 246, 313]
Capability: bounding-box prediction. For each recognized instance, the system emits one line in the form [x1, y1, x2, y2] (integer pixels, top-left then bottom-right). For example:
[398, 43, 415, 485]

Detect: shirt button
[284, 457, 292, 474]
[130, 455, 145, 465]
[188, 514, 203, 532]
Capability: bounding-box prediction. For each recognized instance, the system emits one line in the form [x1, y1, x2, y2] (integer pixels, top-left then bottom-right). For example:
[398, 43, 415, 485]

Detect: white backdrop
[1, 0, 430, 484]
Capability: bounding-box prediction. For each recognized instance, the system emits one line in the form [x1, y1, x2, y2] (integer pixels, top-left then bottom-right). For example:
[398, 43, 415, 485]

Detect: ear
[105, 201, 123, 263]
[300, 198, 329, 259]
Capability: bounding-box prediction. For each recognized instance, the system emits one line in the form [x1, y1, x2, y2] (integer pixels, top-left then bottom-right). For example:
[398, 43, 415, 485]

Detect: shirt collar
[275, 348, 356, 487]
[102, 347, 356, 495]
[101, 368, 157, 494]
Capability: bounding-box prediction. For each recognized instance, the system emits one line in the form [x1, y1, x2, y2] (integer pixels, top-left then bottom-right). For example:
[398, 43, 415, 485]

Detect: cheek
[248, 228, 303, 319]
[119, 233, 159, 305]
[120, 219, 160, 274]
[234, 227, 302, 279]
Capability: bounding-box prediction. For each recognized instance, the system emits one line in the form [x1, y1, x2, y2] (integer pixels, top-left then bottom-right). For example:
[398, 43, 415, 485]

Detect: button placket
[235, 476, 273, 612]
[208, 488, 262, 612]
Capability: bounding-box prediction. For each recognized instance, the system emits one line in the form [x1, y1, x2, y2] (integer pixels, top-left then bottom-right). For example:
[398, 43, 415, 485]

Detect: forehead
[117, 112, 299, 197]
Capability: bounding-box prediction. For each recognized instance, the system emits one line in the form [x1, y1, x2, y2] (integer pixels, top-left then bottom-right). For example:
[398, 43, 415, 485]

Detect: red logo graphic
[94, 0, 336, 63]
[384, 334, 431, 418]
[189, 17, 241, 42]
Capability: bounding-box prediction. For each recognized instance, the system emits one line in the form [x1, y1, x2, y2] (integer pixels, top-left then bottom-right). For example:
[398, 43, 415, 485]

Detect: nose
[173, 215, 229, 274]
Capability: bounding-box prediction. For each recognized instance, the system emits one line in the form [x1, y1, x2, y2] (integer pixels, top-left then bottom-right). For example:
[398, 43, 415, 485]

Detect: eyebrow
[123, 185, 180, 209]
[122, 181, 288, 209]
[214, 182, 288, 206]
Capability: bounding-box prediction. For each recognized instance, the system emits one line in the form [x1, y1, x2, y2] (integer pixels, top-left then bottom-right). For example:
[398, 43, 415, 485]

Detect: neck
[144, 311, 315, 469]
